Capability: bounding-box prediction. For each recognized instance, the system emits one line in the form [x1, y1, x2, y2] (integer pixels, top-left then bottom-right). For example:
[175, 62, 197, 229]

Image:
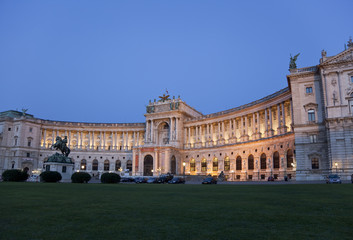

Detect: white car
[27, 175, 40, 182]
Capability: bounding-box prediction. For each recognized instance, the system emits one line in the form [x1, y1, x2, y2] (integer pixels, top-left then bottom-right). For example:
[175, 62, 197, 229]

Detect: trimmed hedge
[2, 169, 29, 182]
[40, 171, 62, 183]
[101, 172, 121, 184]
[71, 172, 91, 183]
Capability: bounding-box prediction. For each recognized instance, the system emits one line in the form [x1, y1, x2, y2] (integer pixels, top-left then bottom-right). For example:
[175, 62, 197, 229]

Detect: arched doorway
[144, 155, 153, 176]
[171, 155, 176, 174]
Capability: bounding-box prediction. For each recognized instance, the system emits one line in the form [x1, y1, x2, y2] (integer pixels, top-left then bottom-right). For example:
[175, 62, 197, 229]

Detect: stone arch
[273, 151, 280, 169]
[92, 159, 98, 171]
[236, 156, 242, 171]
[157, 122, 170, 145]
[144, 155, 153, 176]
[104, 160, 110, 171]
[286, 149, 294, 168]
[248, 155, 254, 170]
[115, 160, 121, 171]
[260, 153, 267, 169]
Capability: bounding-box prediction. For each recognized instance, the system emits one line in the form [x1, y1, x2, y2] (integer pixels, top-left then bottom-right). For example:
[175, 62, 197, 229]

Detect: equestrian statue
[52, 136, 71, 157]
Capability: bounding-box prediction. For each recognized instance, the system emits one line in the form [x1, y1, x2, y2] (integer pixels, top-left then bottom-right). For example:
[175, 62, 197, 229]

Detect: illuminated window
[224, 157, 230, 171]
[80, 159, 87, 170]
[201, 159, 207, 172]
[312, 158, 319, 169]
[213, 158, 218, 171]
[190, 159, 196, 171]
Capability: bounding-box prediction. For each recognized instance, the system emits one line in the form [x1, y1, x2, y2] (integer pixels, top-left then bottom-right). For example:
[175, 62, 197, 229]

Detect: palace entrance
[144, 155, 153, 176]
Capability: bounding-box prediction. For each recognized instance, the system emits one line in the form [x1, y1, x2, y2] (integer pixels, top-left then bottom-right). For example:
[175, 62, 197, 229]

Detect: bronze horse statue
[51, 136, 71, 157]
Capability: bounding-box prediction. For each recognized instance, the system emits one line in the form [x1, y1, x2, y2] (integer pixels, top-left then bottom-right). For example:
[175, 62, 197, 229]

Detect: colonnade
[40, 129, 144, 151]
[184, 101, 292, 148]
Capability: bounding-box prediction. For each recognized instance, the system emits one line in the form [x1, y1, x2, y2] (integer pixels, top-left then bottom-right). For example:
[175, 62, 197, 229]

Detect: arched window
[308, 109, 315, 122]
[224, 157, 230, 171]
[190, 158, 196, 172]
[126, 160, 132, 172]
[80, 159, 87, 170]
[248, 155, 254, 170]
[287, 149, 294, 168]
[273, 152, 280, 169]
[213, 158, 218, 171]
[260, 153, 267, 169]
[236, 156, 242, 171]
[115, 160, 121, 171]
[104, 160, 110, 171]
[201, 159, 207, 172]
[311, 158, 319, 169]
[92, 159, 98, 171]
[11, 161, 15, 169]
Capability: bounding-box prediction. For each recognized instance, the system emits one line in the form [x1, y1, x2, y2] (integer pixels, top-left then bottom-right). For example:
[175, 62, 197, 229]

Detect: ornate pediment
[303, 103, 318, 111]
[321, 48, 353, 65]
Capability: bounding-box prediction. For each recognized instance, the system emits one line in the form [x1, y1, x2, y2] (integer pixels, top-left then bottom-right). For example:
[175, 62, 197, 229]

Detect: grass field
[0, 182, 352, 240]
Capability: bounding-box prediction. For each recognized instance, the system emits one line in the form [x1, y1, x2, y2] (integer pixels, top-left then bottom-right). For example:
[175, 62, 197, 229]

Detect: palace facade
[1, 41, 353, 181]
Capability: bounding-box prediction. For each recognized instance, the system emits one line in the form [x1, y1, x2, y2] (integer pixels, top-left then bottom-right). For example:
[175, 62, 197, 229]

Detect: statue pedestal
[43, 153, 74, 182]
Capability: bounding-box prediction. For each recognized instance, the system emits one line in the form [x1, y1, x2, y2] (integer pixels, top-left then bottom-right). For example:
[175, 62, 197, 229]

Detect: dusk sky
[1, 0, 352, 123]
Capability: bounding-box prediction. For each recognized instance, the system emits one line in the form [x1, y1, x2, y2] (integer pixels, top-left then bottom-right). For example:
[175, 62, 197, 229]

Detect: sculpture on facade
[289, 53, 300, 69]
[52, 136, 71, 157]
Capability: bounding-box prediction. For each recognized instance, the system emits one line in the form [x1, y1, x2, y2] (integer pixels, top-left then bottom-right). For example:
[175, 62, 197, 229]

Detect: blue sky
[1, 0, 352, 123]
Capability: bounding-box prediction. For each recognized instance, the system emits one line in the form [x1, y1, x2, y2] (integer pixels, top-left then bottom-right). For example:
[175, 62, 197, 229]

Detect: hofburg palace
[1, 40, 353, 181]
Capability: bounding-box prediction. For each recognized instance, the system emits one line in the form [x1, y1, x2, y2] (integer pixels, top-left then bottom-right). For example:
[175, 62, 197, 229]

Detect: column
[169, 118, 173, 141]
[175, 118, 179, 140]
[221, 121, 225, 139]
[52, 130, 55, 146]
[252, 113, 256, 135]
[277, 104, 281, 128]
[43, 129, 47, 148]
[92, 131, 95, 149]
[188, 127, 191, 145]
[137, 132, 140, 146]
[206, 124, 210, 140]
[282, 102, 286, 128]
[145, 121, 149, 142]
[245, 116, 248, 136]
[265, 109, 268, 132]
[68, 131, 71, 147]
[210, 124, 214, 142]
[269, 107, 273, 130]
[150, 120, 154, 143]
[184, 128, 187, 146]
[241, 117, 244, 137]
[257, 112, 260, 133]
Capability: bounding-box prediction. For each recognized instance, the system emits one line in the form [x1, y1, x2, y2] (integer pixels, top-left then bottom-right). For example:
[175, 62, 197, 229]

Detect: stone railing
[289, 66, 317, 74]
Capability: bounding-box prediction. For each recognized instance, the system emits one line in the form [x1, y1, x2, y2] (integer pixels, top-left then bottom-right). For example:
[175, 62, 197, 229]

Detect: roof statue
[159, 89, 171, 102]
[289, 53, 300, 69]
[21, 108, 28, 116]
[348, 36, 353, 49]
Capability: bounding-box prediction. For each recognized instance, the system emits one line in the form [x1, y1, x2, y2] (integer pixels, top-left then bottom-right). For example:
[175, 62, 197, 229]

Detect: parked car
[168, 177, 185, 184]
[326, 174, 342, 184]
[121, 177, 134, 182]
[134, 177, 147, 184]
[147, 177, 158, 184]
[202, 177, 217, 184]
[267, 176, 274, 181]
[27, 175, 39, 182]
[157, 174, 174, 183]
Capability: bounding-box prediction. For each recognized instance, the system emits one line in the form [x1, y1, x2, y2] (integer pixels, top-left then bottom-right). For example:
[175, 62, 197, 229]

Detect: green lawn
[0, 183, 352, 240]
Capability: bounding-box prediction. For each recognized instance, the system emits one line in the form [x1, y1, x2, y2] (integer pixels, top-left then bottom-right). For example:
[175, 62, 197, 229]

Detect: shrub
[40, 171, 62, 183]
[2, 169, 29, 182]
[71, 172, 91, 183]
[100, 172, 121, 184]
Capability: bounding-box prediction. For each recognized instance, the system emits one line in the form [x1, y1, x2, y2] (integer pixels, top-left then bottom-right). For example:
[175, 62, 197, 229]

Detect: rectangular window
[46, 165, 50, 171]
[29, 128, 33, 132]
[26, 152, 30, 157]
[351, 76, 353, 83]
[28, 141, 31, 147]
[306, 87, 313, 93]
[308, 110, 315, 122]
[312, 158, 319, 169]
[310, 135, 317, 143]
[62, 166, 67, 173]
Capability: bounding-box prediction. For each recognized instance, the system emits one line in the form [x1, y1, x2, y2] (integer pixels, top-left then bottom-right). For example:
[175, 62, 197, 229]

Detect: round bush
[2, 169, 29, 182]
[40, 171, 62, 183]
[71, 172, 91, 183]
[100, 172, 121, 184]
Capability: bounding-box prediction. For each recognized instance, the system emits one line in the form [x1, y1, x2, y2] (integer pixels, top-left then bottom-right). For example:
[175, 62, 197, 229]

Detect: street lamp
[183, 161, 186, 180]
[335, 162, 338, 173]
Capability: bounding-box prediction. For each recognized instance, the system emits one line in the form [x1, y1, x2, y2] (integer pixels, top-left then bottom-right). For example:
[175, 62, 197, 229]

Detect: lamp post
[151, 169, 154, 176]
[231, 170, 234, 181]
[183, 161, 186, 180]
[335, 162, 338, 173]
